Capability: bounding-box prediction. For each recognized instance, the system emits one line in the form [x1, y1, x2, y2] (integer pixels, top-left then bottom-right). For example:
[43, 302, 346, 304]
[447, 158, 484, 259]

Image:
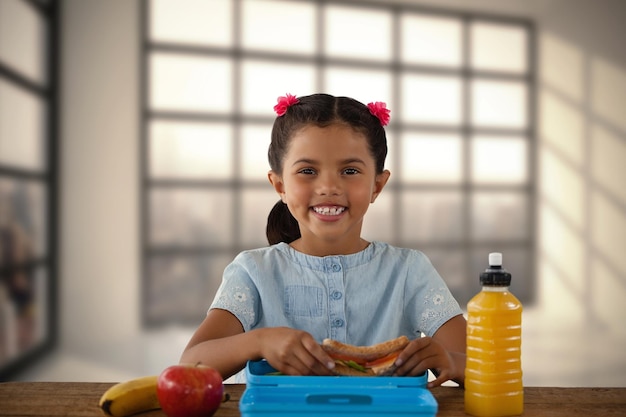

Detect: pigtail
[266, 200, 300, 245]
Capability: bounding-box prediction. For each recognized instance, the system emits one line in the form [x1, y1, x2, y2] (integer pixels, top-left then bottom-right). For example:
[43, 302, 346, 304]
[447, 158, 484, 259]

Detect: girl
[180, 93, 466, 388]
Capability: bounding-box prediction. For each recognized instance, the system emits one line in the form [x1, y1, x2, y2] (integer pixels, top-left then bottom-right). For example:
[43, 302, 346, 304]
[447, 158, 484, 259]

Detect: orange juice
[465, 253, 523, 417]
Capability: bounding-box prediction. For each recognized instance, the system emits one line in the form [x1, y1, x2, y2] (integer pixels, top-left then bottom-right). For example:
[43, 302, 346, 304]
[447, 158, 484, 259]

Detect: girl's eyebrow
[291, 157, 366, 166]
[341, 158, 367, 165]
[291, 158, 316, 166]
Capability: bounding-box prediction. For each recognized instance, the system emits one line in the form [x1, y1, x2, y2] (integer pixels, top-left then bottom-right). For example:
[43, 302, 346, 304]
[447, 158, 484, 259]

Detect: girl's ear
[371, 169, 391, 203]
[268, 170, 286, 202]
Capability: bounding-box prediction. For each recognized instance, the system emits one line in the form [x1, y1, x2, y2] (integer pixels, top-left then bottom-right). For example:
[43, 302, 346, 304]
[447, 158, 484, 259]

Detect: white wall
[57, 0, 145, 378]
[532, 0, 626, 386]
[16, 0, 626, 385]
[536, 0, 626, 321]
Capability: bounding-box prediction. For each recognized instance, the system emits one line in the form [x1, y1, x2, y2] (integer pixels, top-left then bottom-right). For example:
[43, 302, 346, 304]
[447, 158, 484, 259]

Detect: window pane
[0, 79, 46, 170]
[471, 21, 528, 73]
[150, 121, 233, 180]
[424, 249, 466, 293]
[149, 0, 232, 46]
[242, 0, 315, 54]
[400, 191, 463, 243]
[0, 0, 47, 85]
[149, 188, 234, 247]
[401, 133, 462, 183]
[146, 254, 232, 323]
[401, 74, 462, 124]
[471, 191, 528, 241]
[241, 188, 278, 248]
[150, 53, 233, 112]
[401, 13, 462, 67]
[241, 60, 315, 116]
[472, 135, 528, 184]
[241, 124, 272, 180]
[471, 80, 527, 128]
[0, 177, 47, 265]
[323, 66, 392, 107]
[361, 192, 393, 243]
[324, 5, 392, 61]
[0, 266, 48, 357]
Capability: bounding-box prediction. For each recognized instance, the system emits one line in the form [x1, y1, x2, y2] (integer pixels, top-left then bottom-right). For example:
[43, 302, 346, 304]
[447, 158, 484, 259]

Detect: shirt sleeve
[407, 250, 463, 337]
[209, 252, 260, 331]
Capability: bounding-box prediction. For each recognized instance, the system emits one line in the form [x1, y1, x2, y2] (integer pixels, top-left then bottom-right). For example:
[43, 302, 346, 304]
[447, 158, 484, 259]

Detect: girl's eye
[343, 168, 359, 175]
[298, 168, 316, 175]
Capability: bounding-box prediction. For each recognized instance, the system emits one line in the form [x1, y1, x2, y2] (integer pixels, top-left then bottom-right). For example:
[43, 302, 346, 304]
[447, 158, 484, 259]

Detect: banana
[98, 375, 160, 417]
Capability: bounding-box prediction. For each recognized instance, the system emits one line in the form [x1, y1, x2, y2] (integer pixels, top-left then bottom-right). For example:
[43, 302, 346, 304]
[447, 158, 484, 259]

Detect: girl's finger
[395, 347, 438, 375]
[299, 334, 336, 375]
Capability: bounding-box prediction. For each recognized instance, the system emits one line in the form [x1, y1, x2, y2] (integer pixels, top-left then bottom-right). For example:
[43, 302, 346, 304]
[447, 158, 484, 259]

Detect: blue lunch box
[239, 360, 438, 417]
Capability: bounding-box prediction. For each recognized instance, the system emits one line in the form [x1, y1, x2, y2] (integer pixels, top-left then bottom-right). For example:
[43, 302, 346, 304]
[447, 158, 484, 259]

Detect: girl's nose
[317, 173, 341, 196]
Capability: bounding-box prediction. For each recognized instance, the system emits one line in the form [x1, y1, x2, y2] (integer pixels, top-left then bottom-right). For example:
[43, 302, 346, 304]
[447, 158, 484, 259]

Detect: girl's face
[268, 124, 390, 256]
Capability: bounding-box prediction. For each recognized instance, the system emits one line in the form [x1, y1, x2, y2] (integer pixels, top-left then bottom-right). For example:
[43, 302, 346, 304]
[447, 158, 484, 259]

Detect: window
[142, 0, 536, 325]
[0, 0, 58, 379]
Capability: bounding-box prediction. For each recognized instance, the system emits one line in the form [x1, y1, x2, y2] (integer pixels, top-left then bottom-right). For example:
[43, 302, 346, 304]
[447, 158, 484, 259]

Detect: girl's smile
[312, 205, 346, 217]
[311, 204, 347, 221]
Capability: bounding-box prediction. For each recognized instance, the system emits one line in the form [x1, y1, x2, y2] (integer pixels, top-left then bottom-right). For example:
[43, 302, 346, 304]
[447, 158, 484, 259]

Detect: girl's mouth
[312, 206, 346, 216]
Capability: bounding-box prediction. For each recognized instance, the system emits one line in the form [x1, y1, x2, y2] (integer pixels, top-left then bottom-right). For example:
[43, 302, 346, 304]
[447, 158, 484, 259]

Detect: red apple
[157, 363, 224, 417]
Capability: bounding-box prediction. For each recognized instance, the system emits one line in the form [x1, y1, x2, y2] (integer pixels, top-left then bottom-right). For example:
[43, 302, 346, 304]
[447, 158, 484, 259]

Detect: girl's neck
[289, 237, 370, 257]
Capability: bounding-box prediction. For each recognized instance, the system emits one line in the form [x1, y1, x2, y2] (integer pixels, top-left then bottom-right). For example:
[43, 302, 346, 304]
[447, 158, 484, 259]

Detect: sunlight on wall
[539, 31, 626, 334]
[592, 58, 626, 134]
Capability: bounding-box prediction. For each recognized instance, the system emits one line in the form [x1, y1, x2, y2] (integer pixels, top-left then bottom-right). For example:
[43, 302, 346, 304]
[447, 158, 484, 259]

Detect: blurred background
[0, 0, 624, 386]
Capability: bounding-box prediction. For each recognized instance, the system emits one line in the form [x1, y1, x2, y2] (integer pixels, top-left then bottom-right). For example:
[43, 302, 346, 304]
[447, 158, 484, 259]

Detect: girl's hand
[255, 327, 336, 376]
[393, 336, 461, 388]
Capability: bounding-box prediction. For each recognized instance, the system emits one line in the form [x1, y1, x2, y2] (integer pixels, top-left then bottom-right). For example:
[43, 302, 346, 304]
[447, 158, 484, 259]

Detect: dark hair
[266, 93, 388, 245]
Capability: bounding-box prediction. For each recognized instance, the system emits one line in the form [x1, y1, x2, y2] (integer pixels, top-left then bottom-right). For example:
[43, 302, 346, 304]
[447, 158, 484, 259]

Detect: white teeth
[313, 206, 345, 215]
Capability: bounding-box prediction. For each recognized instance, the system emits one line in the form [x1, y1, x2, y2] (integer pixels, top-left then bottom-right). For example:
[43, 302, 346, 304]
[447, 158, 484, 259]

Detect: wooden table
[0, 382, 624, 416]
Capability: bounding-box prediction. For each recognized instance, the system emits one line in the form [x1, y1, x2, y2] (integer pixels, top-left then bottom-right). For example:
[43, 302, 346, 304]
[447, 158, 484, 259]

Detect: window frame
[0, 0, 59, 380]
[140, 0, 536, 326]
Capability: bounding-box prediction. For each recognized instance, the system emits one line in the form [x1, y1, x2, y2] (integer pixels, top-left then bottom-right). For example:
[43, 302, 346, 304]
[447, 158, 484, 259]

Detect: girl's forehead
[288, 124, 369, 152]
[296, 122, 362, 135]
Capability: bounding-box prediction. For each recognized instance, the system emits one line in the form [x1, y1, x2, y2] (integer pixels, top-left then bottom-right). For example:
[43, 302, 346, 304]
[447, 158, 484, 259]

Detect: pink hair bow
[273, 93, 299, 116]
[367, 101, 390, 126]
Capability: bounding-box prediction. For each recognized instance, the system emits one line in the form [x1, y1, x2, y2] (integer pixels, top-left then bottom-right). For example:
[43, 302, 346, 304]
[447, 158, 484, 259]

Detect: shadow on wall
[538, 30, 626, 333]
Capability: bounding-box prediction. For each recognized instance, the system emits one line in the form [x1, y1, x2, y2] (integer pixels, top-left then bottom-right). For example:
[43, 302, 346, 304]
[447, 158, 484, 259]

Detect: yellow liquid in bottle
[465, 287, 523, 417]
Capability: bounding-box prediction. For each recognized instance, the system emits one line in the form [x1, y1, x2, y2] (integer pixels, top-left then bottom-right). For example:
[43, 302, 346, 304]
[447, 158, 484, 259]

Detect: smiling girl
[180, 93, 466, 388]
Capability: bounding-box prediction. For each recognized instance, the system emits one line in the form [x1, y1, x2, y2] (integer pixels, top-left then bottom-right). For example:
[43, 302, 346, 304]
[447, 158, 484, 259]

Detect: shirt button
[332, 318, 344, 327]
[332, 263, 341, 272]
[331, 291, 342, 300]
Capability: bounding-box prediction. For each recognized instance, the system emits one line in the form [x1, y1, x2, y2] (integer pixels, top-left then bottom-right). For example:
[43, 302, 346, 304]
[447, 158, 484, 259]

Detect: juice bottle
[465, 252, 523, 417]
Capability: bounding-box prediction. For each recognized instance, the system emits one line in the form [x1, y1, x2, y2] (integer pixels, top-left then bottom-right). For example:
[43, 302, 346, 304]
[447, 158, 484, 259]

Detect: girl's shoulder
[369, 242, 440, 277]
[225, 244, 294, 279]
[372, 241, 431, 262]
[232, 243, 289, 262]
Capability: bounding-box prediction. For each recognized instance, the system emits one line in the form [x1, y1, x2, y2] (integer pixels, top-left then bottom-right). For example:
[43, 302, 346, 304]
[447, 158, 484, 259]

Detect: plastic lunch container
[239, 360, 438, 417]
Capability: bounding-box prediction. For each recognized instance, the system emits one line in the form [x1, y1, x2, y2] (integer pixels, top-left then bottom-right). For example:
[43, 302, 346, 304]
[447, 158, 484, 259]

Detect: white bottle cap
[489, 252, 502, 266]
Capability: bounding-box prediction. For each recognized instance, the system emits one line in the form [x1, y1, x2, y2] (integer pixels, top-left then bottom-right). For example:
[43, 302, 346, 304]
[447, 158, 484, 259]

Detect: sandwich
[321, 336, 410, 376]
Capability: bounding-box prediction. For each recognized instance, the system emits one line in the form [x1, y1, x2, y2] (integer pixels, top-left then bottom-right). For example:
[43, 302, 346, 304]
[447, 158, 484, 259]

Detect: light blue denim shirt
[210, 241, 462, 346]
